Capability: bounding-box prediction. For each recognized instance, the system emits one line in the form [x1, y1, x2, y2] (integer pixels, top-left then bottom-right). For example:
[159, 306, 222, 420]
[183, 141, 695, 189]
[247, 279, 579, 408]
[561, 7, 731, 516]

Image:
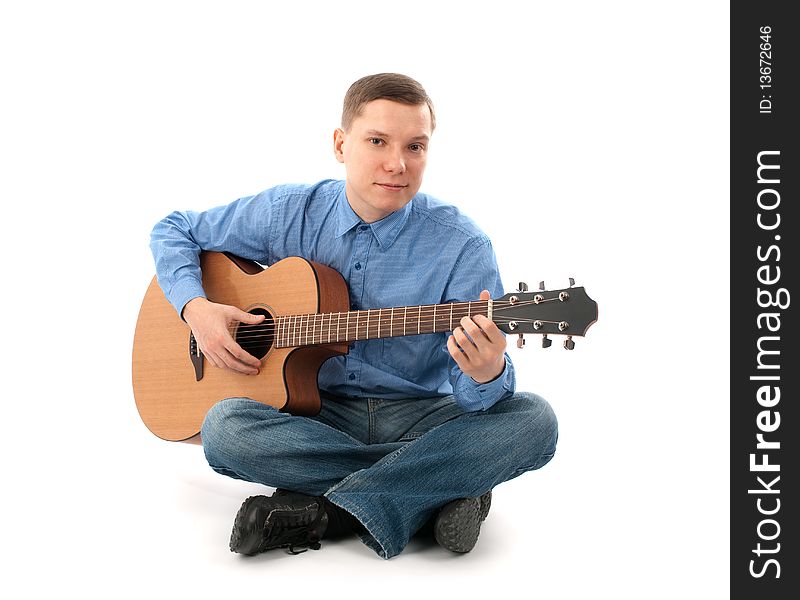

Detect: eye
[368, 137, 384, 146]
[409, 143, 425, 153]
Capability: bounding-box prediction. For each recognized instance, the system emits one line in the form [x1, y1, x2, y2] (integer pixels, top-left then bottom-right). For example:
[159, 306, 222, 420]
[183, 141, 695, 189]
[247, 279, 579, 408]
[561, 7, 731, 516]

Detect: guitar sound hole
[236, 308, 275, 360]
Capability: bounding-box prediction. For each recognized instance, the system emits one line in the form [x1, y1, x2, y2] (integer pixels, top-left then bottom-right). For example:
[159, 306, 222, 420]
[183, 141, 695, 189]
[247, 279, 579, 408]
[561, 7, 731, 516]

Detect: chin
[370, 193, 412, 211]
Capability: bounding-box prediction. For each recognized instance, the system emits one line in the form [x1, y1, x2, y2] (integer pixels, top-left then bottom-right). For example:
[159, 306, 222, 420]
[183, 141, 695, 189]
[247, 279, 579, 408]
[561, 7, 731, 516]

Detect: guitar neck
[274, 300, 490, 348]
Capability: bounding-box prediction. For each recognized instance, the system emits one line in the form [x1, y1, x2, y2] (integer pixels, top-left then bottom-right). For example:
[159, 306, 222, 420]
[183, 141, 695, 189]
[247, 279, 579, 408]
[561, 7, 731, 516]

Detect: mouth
[375, 183, 408, 192]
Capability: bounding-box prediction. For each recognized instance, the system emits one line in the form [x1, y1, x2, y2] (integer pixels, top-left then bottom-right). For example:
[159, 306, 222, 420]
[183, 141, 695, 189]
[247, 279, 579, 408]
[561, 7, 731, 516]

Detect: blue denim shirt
[150, 179, 515, 411]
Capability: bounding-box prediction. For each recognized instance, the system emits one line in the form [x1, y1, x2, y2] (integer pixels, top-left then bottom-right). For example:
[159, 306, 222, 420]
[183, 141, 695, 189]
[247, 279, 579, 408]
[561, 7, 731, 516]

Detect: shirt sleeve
[443, 236, 517, 411]
[149, 191, 278, 316]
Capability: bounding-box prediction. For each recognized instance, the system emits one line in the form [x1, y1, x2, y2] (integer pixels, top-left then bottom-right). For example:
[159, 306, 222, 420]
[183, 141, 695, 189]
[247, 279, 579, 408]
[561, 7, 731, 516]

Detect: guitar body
[132, 253, 350, 442]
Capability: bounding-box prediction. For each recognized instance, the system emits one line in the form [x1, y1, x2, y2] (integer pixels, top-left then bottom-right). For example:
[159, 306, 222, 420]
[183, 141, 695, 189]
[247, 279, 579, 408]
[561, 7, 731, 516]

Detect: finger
[460, 316, 491, 344]
[452, 324, 478, 351]
[226, 339, 262, 368]
[201, 331, 258, 374]
[235, 309, 265, 324]
[219, 351, 259, 375]
[219, 340, 260, 374]
[472, 314, 506, 344]
[479, 289, 491, 301]
[447, 335, 470, 367]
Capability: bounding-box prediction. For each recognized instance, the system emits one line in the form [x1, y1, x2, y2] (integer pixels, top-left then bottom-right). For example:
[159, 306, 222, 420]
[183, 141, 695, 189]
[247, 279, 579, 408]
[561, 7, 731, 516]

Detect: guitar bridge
[189, 332, 204, 381]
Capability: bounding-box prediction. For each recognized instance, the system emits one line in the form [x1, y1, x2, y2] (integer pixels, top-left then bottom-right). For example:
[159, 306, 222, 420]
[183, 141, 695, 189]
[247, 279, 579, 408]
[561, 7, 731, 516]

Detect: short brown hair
[341, 73, 436, 132]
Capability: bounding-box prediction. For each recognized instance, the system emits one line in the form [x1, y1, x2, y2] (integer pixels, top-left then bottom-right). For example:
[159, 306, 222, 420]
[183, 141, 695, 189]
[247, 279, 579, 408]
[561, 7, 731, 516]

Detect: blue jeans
[201, 391, 558, 559]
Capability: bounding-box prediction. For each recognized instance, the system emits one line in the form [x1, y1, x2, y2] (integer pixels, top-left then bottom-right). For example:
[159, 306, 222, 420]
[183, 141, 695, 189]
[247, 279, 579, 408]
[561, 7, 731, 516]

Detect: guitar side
[132, 253, 349, 442]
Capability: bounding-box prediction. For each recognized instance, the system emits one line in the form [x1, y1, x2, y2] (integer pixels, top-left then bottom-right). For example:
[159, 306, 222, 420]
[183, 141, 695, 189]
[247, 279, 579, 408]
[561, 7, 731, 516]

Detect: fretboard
[274, 300, 490, 348]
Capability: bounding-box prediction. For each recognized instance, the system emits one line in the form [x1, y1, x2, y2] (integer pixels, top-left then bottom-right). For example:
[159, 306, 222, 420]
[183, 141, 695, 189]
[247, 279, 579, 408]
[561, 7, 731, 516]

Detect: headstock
[492, 279, 598, 350]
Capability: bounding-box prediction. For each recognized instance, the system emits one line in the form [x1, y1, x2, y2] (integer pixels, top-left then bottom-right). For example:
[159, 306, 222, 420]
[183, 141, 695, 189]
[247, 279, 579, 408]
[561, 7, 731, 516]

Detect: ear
[333, 128, 346, 163]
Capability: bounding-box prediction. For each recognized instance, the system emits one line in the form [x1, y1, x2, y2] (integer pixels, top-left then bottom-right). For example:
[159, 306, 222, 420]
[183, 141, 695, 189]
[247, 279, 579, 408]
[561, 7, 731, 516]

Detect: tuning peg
[541, 334, 552, 348]
[517, 282, 528, 293]
[517, 334, 525, 349]
[539, 281, 545, 291]
[569, 277, 575, 287]
[563, 335, 575, 350]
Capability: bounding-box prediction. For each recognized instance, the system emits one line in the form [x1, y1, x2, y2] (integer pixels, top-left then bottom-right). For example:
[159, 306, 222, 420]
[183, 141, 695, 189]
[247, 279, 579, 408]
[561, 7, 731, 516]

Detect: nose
[383, 149, 406, 174]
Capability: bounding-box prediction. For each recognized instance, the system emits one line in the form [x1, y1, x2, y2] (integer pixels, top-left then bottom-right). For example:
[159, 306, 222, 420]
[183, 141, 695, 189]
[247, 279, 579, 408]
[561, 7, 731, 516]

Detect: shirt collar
[334, 183, 413, 250]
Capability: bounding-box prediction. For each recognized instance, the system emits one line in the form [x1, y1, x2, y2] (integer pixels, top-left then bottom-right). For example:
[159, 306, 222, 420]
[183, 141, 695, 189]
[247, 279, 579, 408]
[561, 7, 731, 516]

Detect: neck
[274, 299, 490, 348]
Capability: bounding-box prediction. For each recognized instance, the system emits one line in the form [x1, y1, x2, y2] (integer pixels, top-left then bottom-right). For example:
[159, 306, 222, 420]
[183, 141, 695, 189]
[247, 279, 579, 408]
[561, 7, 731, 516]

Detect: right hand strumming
[182, 297, 265, 375]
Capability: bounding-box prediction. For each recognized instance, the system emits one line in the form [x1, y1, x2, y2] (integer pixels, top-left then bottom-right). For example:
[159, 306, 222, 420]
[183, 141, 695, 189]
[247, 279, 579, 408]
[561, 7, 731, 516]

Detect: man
[150, 73, 557, 559]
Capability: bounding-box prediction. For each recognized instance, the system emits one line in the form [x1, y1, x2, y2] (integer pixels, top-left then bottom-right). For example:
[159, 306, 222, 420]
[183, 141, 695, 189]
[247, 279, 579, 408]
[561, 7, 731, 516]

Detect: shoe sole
[434, 491, 492, 553]
[230, 496, 264, 555]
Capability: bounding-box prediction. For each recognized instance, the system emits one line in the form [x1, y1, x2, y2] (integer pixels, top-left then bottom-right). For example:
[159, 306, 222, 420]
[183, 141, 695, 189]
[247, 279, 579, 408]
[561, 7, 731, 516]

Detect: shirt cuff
[455, 354, 515, 412]
[165, 277, 206, 319]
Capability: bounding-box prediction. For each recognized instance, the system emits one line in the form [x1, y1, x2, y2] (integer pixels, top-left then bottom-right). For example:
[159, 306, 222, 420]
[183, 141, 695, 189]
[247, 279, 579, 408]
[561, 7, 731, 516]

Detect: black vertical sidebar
[731, 2, 797, 599]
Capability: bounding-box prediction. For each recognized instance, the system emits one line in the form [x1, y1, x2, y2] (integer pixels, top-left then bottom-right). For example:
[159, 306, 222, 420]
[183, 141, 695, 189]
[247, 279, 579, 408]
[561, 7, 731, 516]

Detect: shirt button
[354, 262, 362, 270]
[359, 225, 369, 232]
[348, 373, 356, 380]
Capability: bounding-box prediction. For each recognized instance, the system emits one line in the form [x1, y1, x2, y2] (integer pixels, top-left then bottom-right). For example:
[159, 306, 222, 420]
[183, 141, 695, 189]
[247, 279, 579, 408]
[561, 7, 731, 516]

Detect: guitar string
[229, 299, 573, 345]
[232, 298, 563, 334]
[232, 316, 557, 343]
[233, 318, 572, 346]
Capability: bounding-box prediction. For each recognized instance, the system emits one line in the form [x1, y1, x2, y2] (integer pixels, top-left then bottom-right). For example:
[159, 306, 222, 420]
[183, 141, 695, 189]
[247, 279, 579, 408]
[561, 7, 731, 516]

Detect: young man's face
[334, 99, 432, 223]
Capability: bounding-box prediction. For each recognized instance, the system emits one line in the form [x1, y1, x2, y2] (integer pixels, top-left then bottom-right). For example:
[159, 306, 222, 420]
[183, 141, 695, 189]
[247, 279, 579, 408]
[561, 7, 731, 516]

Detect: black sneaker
[229, 491, 329, 555]
[434, 491, 492, 553]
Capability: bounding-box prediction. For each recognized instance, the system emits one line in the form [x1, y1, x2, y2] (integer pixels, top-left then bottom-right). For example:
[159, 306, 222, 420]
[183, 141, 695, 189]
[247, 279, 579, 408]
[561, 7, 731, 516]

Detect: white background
[1, 1, 729, 598]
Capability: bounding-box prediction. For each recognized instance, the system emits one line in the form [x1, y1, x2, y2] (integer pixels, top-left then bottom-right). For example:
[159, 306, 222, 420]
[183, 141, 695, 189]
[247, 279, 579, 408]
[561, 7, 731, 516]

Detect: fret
[297, 315, 303, 346]
[277, 303, 497, 348]
[298, 315, 304, 346]
[268, 302, 498, 348]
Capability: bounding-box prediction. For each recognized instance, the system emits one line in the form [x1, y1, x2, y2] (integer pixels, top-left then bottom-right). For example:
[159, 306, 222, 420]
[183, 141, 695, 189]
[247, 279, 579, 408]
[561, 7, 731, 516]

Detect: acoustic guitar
[132, 252, 598, 442]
